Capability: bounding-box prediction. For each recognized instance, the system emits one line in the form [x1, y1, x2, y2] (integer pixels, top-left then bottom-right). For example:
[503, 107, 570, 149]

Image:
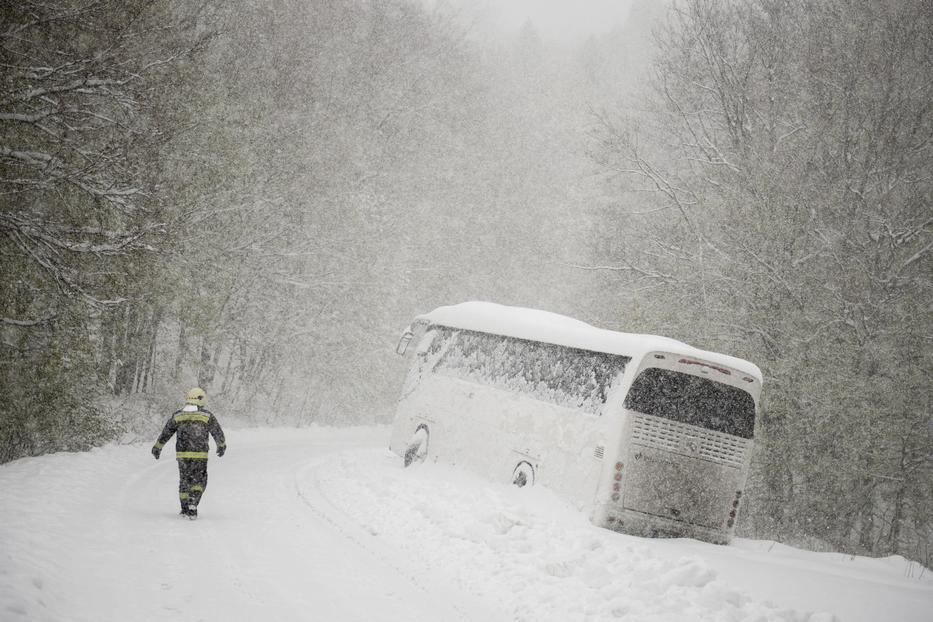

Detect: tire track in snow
[292, 455, 501, 622]
[304, 447, 841, 622]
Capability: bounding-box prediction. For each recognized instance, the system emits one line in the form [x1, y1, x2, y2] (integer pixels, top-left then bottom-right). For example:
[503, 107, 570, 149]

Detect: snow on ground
[0, 426, 930, 622]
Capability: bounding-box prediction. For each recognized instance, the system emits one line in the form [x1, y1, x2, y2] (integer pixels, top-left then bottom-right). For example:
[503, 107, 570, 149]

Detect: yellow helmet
[185, 387, 207, 406]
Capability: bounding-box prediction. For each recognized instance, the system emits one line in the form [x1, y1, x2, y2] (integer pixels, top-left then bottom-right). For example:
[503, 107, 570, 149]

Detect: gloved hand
[216, 446, 226, 457]
[151, 446, 161, 460]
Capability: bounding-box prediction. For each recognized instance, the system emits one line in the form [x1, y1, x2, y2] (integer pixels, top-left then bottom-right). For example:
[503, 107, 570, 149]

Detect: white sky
[425, 0, 635, 42]
[489, 0, 633, 40]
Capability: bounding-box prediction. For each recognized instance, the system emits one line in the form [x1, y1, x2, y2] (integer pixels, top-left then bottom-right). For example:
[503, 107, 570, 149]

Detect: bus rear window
[623, 368, 755, 438]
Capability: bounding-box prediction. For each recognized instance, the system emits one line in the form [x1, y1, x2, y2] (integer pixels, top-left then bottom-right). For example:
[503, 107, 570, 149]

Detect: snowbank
[313, 443, 931, 622]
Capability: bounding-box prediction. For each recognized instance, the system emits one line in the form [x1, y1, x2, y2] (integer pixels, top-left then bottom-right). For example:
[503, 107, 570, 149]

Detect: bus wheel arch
[512, 460, 535, 487]
[403, 424, 430, 467]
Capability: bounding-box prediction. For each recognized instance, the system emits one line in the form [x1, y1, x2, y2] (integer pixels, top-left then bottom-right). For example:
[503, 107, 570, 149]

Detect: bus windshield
[623, 368, 755, 438]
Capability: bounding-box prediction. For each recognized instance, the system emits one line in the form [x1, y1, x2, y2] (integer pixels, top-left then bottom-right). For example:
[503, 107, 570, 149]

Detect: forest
[1, 0, 930, 565]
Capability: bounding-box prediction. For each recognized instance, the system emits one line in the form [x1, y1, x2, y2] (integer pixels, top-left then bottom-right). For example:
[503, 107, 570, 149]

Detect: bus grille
[631, 413, 749, 467]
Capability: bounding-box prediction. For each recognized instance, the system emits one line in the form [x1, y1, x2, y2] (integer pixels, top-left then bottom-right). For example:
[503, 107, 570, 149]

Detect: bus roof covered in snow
[415, 301, 763, 383]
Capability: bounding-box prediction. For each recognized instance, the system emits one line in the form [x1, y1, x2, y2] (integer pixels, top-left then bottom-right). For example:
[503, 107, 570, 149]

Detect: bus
[388, 301, 761, 544]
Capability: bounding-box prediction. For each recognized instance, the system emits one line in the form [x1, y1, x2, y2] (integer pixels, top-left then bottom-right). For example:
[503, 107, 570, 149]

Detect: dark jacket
[154, 407, 226, 459]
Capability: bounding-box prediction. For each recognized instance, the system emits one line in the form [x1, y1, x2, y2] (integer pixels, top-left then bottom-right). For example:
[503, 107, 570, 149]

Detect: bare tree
[588, 0, 932, 562]
[0, 0, 212, 460]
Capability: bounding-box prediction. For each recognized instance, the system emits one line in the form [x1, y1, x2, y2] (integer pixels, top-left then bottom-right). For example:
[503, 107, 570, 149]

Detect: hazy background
[428, 0, 635, 42]
[1, 0, 929, 565]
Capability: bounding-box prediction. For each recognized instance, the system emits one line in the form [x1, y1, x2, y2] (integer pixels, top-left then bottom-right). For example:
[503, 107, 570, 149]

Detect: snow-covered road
[1, 426, 930, 622]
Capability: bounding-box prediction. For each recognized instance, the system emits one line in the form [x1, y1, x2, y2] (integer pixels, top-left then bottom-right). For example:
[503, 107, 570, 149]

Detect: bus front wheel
[512, 461, 535, 487]
[403, 425, 429, 467]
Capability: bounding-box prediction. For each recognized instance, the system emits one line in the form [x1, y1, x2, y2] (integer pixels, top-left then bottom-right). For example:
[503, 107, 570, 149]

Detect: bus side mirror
[395, 329, 414, 355]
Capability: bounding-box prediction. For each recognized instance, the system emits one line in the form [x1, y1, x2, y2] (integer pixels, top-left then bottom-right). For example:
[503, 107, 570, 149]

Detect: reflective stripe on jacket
[153, 407, 226, 458]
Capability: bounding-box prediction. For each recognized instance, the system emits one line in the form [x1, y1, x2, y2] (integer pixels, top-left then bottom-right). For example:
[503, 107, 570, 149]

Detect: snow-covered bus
[389, 302, 761, 544]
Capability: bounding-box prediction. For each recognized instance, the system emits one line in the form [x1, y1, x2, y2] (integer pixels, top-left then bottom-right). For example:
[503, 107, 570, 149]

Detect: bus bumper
[597, 506, 733, 545]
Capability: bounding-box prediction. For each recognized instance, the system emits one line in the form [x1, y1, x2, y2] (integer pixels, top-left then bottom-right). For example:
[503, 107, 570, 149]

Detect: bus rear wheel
[403, 425, 429, 467]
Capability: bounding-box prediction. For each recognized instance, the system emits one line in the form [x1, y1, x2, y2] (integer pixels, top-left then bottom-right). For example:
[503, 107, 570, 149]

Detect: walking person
[151, 387, 226, 519]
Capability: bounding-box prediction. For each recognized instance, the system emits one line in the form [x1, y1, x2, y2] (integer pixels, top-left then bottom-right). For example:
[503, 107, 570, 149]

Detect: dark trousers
[177, 459, 208, 510]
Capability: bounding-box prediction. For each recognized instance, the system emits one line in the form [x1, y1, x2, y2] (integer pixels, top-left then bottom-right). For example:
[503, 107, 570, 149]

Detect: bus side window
[431, 329, 628, 414]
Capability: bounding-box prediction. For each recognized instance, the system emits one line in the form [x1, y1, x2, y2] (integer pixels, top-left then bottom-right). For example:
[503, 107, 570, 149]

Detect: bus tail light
[727, 490, 742, 527]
